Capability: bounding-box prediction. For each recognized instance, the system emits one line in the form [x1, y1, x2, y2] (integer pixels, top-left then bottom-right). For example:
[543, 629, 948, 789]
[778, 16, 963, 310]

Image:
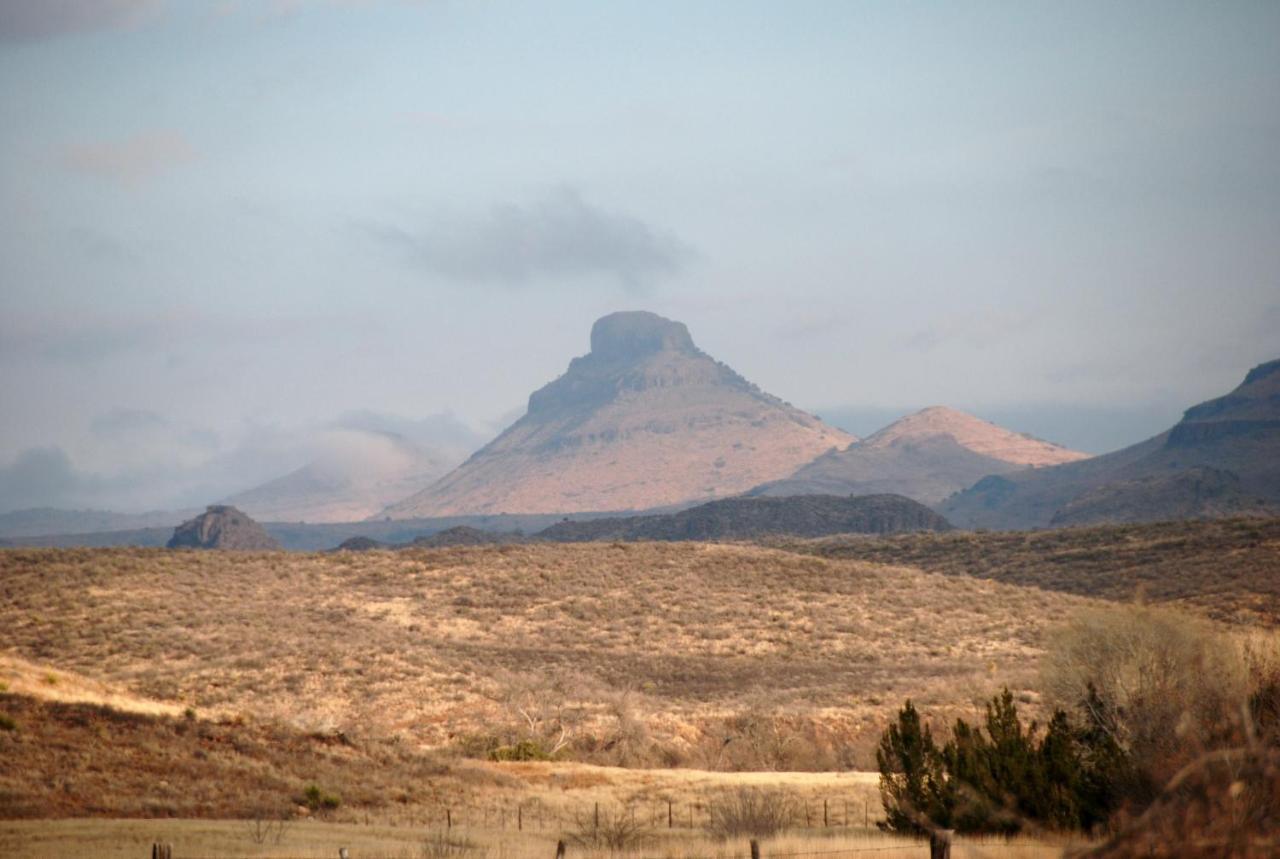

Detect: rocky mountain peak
[380, 311, 853, 517]
[588, 310, 697, 361]
[1243, 358, 1280, 388]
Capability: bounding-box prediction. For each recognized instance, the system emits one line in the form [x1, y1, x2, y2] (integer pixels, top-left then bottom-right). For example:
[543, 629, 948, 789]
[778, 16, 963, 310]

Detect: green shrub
[488, 740, 550, 762]
[0, 714, 16, 732]
[300, 784, 340, 812]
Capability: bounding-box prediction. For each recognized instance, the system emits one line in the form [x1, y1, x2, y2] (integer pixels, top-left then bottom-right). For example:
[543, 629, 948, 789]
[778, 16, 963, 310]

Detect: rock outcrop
[167, 506, 281, 550]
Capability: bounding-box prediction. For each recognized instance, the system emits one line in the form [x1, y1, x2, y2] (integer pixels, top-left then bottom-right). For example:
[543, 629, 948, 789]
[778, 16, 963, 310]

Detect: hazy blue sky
[1, 0, 1278, 512]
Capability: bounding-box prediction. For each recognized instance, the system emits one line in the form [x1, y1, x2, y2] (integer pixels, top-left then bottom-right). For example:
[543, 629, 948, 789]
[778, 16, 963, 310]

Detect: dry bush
[419, 830, 488, 858]
[1086, 746, 1280, 858]
[483, 668, 591, 759]
[1041, 604, 1256, 788]
[707, 787, 798, 838]
[566, 805, 651, 850]
[692, 710, 846, 772]
[243, 810, 290, 846]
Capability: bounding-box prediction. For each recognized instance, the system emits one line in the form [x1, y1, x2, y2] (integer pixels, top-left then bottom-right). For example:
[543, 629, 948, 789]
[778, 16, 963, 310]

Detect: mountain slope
[751, 406, 1088, 505]
[942, 358, 1280, 529]
[381, 311, 854, 517]
[223, 430, 458, 523]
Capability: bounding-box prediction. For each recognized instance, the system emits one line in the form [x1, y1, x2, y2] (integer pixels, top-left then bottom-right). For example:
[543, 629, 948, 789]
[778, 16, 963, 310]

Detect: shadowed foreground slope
[777, 516, 1280, 626]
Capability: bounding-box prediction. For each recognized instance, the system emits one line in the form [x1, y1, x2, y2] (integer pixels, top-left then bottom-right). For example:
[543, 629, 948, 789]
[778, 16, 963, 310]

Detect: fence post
[555, 840, 566, 859]
[668, 800, 673, 829]
[447, 808, 452, 829]
[519, 804, 523, 832]
[151, 845, 172, 859]
[750, 839, 760, 859]
[823, 798, 828, 827]
[929, 829, 953, 859]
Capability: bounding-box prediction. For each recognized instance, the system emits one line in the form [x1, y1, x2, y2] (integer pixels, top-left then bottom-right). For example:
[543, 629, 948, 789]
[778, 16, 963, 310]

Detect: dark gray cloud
[0, 0, 163, 43]
[58, 130, 196, 185]
[369, 187, 696, 290]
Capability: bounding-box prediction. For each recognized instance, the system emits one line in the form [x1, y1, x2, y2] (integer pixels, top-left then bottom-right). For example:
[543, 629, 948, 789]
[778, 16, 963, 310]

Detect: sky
[1, 0, 1278, 513]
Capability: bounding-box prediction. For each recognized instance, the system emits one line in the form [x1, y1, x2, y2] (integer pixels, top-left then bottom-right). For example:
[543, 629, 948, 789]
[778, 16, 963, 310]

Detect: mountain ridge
[750, 405, 1088, 505]
[941, 358, 1280, 529]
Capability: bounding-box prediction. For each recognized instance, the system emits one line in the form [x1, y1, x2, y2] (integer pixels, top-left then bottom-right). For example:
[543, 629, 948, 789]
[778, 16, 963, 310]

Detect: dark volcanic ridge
[332, 496, 946, 548]
[537, 493, 951, 542]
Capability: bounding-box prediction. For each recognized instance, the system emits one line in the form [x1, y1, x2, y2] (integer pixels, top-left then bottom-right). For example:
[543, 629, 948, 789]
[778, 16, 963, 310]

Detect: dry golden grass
[0, 817, 1086, 859]
[2, 691, 1087, 856]
[0, 542, 1097, 766]
[0, 690, 882, 822]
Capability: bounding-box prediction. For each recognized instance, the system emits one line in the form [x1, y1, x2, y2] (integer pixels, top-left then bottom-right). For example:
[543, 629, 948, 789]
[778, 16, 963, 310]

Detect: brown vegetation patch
[779, 517, 1280, 626]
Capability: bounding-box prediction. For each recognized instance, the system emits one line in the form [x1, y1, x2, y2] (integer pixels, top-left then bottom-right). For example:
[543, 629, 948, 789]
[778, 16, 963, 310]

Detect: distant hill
[167, 506, 281, 551]
[380, 311, 853, 518]
[751, 406, 1088, 505]
[779, 516, 1280, 627]
[1049, 467, 1273, 527]
[942, 358, 1280, 529]
[222, 429, 460, 523]
[4, 511, 618, 551]
[407, 525, 525, 548]
[537, 493, 951, 542]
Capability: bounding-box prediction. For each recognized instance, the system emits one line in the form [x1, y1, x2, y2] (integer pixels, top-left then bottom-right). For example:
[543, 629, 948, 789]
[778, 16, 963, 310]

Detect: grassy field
[0, 818, 1087, 859]
[0, 542, 1097, 769]
[3, 519, 1277, 855]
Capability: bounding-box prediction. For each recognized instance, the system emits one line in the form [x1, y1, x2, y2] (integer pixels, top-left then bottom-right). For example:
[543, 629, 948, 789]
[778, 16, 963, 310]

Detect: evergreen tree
[876, 688, 1132, 835]
[875, 700, 949, 833]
